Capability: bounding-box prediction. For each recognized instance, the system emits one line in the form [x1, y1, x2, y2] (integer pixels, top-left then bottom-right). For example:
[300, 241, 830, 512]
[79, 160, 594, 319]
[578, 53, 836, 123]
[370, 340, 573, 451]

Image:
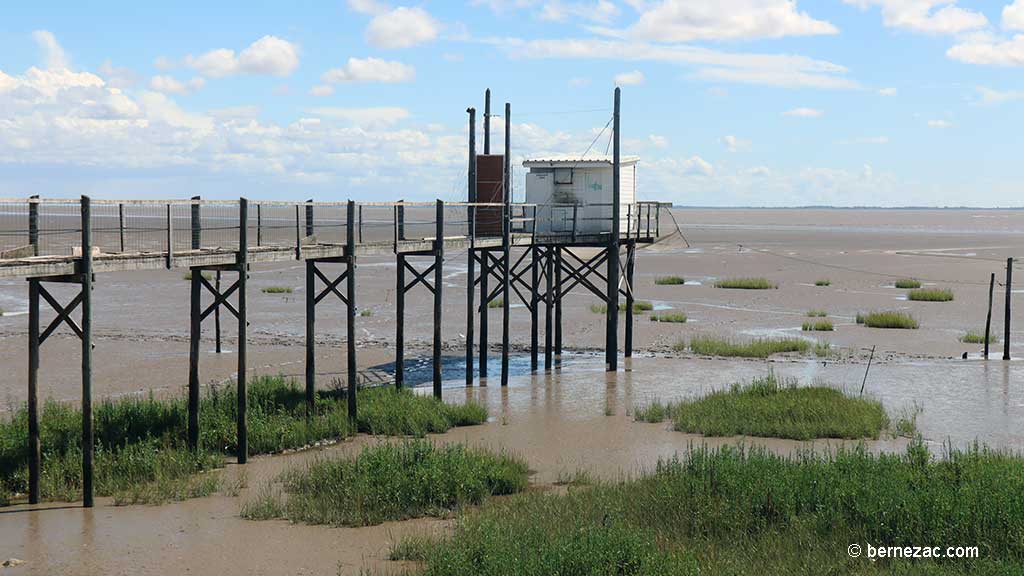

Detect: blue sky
[1, 0, 1023, 206]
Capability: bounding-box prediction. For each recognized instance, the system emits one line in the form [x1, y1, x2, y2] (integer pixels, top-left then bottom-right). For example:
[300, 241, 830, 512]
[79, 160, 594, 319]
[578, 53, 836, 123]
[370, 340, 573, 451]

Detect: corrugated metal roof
[522, 155, 639, 166]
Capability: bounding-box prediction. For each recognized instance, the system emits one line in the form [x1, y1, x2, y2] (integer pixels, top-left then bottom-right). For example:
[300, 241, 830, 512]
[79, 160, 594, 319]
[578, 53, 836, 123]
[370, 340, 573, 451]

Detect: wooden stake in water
[985, 272, 995, 359]
[860, 345, 875, 397]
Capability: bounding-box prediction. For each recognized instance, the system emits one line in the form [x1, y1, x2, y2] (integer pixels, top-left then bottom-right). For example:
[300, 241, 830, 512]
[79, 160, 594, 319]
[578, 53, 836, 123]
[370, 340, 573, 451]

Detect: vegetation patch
[650, 313, 687, 323]
[591, 301, 654, 314]
[654, 276, 686, 285]
[261, 286, 293, 294]
[487, 298, 504, 309]
[395, 441, 1024, 575]
[183, 271, 212, 282]
[907, 288, 954, 302]
[359, 308, 373, 317]
[961, 330, 999, 344]
[0, 377, 487, 505]
[805, 309, 828, 317]
[686, 335, 810, 358]
[814, 279, 831, 286]
[242, 440, 527, 527]
[894, 278, 922, 289]
[801, 320, 834, 332]
[856, 310, 919, 329]
[714, 277, 777, 290]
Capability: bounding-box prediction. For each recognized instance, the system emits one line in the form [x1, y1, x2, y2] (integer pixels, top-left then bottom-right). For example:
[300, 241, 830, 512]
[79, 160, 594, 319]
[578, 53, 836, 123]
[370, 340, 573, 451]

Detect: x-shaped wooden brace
[559, 248, 611, 302]
[313, 264, 349, 305]
[38, 283, 84, 345]
[402, 259, 435, 295]
[199, 273, 240, 322]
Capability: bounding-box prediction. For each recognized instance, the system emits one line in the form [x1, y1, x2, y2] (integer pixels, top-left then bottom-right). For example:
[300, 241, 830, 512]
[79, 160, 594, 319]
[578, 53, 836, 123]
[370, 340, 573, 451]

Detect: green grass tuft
[961, 330, 999, 344]
[856, 310, 919, 329]
[801, 320, 834, 332]
[261, 286, 293, 294]
[488, 298, 504, 309]
[805, 309, 828, 317]
[592, 301, 654, 314]
[686, 335, 810, 358]
[650, 313, 687, 323]
[654, 276, 686, 285]
[359, 308, 373, 317]
[894, 278, 922, 289]
[814, 279, 831, 286]
[183, 271, 212, 282]
[397, 441, 1024, 575]
[907, 287, 954, 302]
[714, 277, 777, 290]
[241, 440, 528, 527]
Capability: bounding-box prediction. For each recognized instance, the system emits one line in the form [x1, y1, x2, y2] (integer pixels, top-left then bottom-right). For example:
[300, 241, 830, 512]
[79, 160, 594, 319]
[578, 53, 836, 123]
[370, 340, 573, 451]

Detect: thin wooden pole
[500, 103, 511, 386]
[256, 204, 262, 247]
[545, 246, 553, 371]
[188, 269, 200, 450]
[625, 241, 635, 358]
[396, 253, 405, 389]
[555, 247, 563, 358]
[295, 205, 302, 259]
[305, 260, 316, 419]
[28, 196, 39, 255]
[466, 108, 476, 387]
[347, 201, 358, 419]
[530, 246, 539, 371]
[305, 200, 314, 238]
[606, 87, 621, 372]
[484, 89, 491, 154]
[80, 195, 94, 508]
[860, 345, 875, 396]
[166, 203, 174, 269]
[480, 251, 489, 378]
[118, 203, 125, 253]
[433, 200, 444, 398]
[27, 278, 40, 504]
[214, 272, 222, 353]
[191, 196, 201, 250]
[1005, 258, 1013, 361]
[985, 272, 995, 359]
[236, 198, 248, 464]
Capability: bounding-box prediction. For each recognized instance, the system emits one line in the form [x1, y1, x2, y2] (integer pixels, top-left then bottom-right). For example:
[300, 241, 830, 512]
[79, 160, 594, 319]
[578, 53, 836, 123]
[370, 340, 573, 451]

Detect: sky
[1, 0, 1023, 207]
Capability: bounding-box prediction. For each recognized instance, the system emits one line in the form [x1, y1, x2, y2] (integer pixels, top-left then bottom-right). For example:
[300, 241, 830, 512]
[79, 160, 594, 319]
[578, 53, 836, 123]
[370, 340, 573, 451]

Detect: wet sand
[2, 208, 1023, 574]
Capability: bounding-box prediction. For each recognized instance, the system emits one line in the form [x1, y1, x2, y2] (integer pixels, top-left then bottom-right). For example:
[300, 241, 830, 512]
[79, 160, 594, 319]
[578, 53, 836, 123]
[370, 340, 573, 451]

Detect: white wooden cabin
[522, 156, 638, 237]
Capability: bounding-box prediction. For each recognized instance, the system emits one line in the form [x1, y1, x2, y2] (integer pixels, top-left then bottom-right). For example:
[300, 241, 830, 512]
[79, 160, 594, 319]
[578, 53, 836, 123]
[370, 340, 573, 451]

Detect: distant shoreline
[673, 206, 1024, 210]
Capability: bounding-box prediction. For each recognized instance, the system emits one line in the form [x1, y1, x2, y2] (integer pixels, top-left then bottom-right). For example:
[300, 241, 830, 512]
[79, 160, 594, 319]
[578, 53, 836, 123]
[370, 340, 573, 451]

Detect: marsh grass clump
[183, 271, 212, 282]
[397, 441, 1024, 575]
[687, 335, 810, 358]
[856, 310, 919, 329]
[241, 441, 528, 527]
[650, 312, 687, 323]
[907, 288, 954, 302]
[261, 286, 293, 294]
[801, 320, 834, 332]
[961, 330, 999, 344]
[894, 278, 922, 289]
[654, 276, 686, 285]
[814, 340, 833, 358]
[619, 301, 653, 313]
[0, 377, 486, 505]
[359, 308, 373, 317]
[589, 303, 607, 314]
[814, 279, 831, 286]
[806, 309, 828, 317]
[668, 374, 891, 440]
[714, 277, 777, 290]
[487, 298, 504, 309]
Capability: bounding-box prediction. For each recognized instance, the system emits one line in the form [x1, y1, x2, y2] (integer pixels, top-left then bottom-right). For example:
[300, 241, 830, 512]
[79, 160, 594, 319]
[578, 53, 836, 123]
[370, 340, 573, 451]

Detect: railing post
[358, 205, 364, 244]
[165, 203, 173, 269]
[236, 198, 248, 464]
[190, 196, 201, 250]
[80, 195, 94, 508]
[305, 199, 314, 238]
[256, 204, 262, 247]
[27, 278, 40, 503]
[28, 195, 39, 256]
[346, 201, 358, 419]
[397, 201, 406, 241]
[571, 204, 578, 243]
[433, 200, 444, 398]
[295, 204, 302, 259]
[118, 203, 125, 253]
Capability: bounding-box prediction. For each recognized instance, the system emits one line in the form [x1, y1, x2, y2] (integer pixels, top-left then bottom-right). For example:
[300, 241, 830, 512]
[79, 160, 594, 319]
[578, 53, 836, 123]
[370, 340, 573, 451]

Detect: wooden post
[236, 198, 248, 464]
[358, 205, 364, 244]
[295, 204, 302, 259]
[625, 242, 635, 358]
[466, 108, 476, 387]
[606, 87, 621, 372]
[484, 89, 491, 154]
[985, 272, 995, 359]
[190, 196, 201, 250]
[530, 246, 539, 371]
[28, 196, 39, 255]
[305, 260, 316, 419]
[256, 204, 262, 247]
[396, 252, 405, 389]
[118, 203, 125, 253]
[860, 345, 875, 396]
[433, 200, 444, 398]
[545, 246, 553, 371]
[188, 266, 200, 450]
[27, 278, 40, 504]
[166, 203, 174, 269]
[347, 201, 358, 418]
[501, 102, 511, 387]
[555, 247, 563, 358]
[479, 251, 489, 378]
[80, 195, 94, 508]
[305, 200, 314, 238]
[215, 272, 222, 353]
[1005, 258, 1013, 361]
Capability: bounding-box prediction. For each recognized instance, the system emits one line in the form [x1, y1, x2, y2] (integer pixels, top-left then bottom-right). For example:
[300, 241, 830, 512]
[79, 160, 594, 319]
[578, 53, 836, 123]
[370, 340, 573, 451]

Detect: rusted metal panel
[476, 154, 504, 236]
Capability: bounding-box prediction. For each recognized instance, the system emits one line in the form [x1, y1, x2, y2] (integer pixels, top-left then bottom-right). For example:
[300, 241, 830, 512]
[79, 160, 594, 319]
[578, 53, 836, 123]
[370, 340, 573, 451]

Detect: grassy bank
[0, 378, 487, 505]
[714, 277, 777, 290]
[243, 440, 527, 526]
[682, 335, 810, 358]
[635, 374, 892, 440]
[857, 310, 919, 329]
[396, 441, 1024, 575]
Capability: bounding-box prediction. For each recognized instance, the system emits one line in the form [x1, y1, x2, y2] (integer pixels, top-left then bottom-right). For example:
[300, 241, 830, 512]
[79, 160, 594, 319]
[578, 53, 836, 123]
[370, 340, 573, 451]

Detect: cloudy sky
[1, 0, 1023, 206]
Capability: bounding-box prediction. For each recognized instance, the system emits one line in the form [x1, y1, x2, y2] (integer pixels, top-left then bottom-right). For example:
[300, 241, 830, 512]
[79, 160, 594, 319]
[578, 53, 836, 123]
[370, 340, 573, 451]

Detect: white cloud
[614, 70, 645, 85]
[498, 38, 859, 89]
[366, 7, 439, 49]
[843, 0, 988, 35]
[347, 0, 389, 15]
[839, 135, 890, 144]
[721, 135, 750, 152]
[948, 34, 1024, 66]
[1004, 0, 1024, 30]
[927, 119, 952, 128]
[186, 36, 300, 78]
[32, 30, 70, 70]
[648, 134, 668, 148]
[98, 60, 140, 89]
[600, 0, 838, 42]
[149, 75, 206, 95]
[783, 107, 823, 117]
[321, 57, 415, 83]
[303, 106, 411, 128]
[309, 85, 335, 97]
[974, 85, 1024, 104]
[541, 1, 619, 24]
[878, 87, 898, 96]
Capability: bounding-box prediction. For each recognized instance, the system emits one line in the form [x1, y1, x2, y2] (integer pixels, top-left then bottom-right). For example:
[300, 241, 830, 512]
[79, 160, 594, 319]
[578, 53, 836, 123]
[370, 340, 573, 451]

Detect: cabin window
[554, 168, 573, 185]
